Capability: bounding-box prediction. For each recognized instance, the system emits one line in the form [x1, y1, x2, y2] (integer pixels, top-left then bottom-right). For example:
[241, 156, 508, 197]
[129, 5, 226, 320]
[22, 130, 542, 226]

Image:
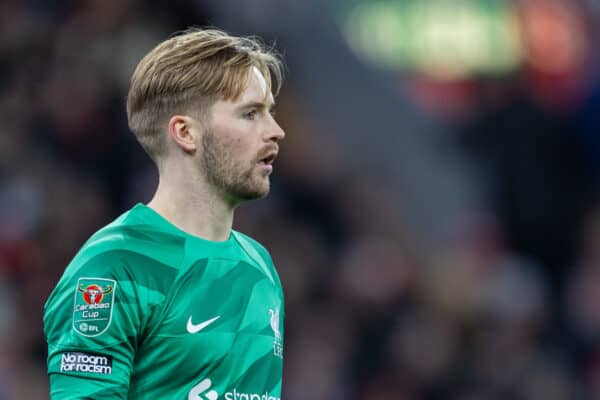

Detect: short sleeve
[44, 251, 147, 399]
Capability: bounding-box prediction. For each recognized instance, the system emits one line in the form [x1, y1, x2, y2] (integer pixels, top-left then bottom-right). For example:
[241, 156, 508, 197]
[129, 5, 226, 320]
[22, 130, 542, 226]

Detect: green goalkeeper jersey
[44, 203, 284, 399]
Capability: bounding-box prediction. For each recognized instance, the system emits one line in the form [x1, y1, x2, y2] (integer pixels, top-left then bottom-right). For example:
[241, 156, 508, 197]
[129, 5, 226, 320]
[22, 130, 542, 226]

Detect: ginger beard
[201, 129, 271, 203]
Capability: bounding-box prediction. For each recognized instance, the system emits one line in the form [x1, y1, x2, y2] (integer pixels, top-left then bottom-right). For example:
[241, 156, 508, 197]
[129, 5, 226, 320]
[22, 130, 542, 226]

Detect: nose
[265, 117, 285, 142]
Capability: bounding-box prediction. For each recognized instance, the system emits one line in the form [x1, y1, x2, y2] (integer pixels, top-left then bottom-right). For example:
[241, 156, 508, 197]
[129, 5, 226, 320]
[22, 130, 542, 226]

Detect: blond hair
[126, 27, 283, 161]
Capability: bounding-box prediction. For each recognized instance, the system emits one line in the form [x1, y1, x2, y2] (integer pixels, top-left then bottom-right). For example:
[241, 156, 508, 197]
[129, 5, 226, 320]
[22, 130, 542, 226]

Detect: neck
[147, 161, 235, 242]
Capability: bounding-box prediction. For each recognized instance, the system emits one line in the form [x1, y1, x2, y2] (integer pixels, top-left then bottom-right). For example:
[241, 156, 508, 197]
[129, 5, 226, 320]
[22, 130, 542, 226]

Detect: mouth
[259, 152, 277, 166]
[258, 149, 278, 169]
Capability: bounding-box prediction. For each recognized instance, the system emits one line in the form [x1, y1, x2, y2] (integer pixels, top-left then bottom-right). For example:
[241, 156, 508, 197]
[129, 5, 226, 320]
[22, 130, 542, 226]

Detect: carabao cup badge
[72, 278, 117, 337]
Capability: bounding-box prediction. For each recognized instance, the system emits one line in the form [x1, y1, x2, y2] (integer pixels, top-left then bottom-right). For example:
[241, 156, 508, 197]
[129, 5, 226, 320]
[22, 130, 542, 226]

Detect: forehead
[237, 66, 274, 104]
[208, 67, 274, 117]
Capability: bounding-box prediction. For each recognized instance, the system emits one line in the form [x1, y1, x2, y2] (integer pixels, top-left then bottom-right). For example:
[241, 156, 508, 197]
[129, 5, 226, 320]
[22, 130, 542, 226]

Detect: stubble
[201, 130, 270, 202]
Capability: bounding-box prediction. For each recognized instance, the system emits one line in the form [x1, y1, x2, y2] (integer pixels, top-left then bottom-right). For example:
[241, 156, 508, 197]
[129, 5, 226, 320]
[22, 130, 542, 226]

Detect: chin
[226, 174, 271, 202]
[234, 184, 270, 201]
[248, 186, 270, 200]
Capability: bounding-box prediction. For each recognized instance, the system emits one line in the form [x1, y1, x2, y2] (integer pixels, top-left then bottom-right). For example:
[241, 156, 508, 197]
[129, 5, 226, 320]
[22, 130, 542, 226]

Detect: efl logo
[60, 352, 112, 374]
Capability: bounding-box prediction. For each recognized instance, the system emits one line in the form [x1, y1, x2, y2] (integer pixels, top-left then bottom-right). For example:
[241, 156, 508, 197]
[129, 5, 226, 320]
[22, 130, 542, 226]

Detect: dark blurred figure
[459, 78, 595, 289]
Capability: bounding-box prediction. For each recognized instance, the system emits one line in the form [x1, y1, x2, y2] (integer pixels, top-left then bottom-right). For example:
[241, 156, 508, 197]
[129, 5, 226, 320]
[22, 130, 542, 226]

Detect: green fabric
[44, 204, 284, 399]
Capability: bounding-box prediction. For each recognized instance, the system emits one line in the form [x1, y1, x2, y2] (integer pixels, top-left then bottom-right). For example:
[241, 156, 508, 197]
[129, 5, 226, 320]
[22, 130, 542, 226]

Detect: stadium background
[2, 0, 600, 398]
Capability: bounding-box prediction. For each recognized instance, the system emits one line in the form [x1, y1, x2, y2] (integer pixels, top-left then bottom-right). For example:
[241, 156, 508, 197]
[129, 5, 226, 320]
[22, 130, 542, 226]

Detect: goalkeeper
[44, 27, 286, 399]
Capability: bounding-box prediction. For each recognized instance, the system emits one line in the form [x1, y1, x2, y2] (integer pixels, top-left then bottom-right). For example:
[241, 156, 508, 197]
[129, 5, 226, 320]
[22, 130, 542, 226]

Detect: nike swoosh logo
[186, 315, 221, 334]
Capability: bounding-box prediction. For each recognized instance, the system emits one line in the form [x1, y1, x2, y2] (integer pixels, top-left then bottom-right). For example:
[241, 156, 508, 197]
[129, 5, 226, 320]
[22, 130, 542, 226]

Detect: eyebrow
[237, 101, 276, 111]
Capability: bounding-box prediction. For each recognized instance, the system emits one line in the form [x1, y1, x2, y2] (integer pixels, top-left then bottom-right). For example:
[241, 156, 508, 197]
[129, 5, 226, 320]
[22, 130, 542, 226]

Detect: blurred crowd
[2, 0, 600, 399]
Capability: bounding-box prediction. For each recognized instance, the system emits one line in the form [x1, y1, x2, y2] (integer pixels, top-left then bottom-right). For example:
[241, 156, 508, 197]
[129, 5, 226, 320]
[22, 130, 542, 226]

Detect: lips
[261, 153, 277, 165]
[258, 147, 278, 166]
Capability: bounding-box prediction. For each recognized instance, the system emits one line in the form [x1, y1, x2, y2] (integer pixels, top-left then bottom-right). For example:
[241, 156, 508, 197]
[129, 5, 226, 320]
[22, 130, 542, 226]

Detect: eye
[269, 108, 277, 118]
[243, 110, 257, 120]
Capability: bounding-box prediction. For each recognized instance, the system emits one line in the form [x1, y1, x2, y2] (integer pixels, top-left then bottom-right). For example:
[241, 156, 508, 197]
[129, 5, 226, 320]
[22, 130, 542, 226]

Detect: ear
[167, 115, 197, 153]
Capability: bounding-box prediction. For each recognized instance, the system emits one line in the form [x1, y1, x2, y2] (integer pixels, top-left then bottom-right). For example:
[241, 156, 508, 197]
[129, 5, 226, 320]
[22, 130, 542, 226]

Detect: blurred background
[1, 0, 600, 398]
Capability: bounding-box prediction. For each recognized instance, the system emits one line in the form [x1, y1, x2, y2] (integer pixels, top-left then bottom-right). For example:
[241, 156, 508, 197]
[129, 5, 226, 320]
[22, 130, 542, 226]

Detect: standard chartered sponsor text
[224, 389, 280, 400]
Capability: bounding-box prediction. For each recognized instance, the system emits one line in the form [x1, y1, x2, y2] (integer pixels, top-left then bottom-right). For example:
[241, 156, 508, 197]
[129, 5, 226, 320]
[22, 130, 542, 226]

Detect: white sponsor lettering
[224, 389, 280, 400]
[188, 378, 218, 400]
[189, 378, 280, 400]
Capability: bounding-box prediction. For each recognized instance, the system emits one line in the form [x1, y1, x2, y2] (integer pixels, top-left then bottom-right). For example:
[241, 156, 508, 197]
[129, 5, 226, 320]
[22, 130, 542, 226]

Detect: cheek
[214, 137, 253, 171]
[226, 136, 253, 158]
[209, 123, 255, 161]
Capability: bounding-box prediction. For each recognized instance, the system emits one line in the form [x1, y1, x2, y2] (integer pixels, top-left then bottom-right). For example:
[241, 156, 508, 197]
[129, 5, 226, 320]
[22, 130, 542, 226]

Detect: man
[44, 28, 286, 399]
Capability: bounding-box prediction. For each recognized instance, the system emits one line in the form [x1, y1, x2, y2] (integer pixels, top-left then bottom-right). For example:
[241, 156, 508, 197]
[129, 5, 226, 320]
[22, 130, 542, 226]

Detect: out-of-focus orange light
[519, 0, 587, 74]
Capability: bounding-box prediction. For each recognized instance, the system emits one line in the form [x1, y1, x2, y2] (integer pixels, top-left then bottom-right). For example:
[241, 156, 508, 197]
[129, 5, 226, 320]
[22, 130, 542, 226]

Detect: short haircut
[126, 27, 283, 161]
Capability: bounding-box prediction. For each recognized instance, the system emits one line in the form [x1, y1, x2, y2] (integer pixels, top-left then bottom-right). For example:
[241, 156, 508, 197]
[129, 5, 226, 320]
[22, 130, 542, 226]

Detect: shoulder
[44, 224, 180, 339]
[44, 208, 184, 344]
[50, 209, 185, 302]
[232, 230, 283, 289]
[46, 242, 179, 313]
[232, 230, 273, 262]
[84, 208, 184, 259]
[71, 209, 186, 276]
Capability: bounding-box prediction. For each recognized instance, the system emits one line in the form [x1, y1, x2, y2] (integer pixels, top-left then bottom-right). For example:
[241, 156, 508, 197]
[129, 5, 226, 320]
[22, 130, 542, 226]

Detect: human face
[201, 67, 285, 203]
